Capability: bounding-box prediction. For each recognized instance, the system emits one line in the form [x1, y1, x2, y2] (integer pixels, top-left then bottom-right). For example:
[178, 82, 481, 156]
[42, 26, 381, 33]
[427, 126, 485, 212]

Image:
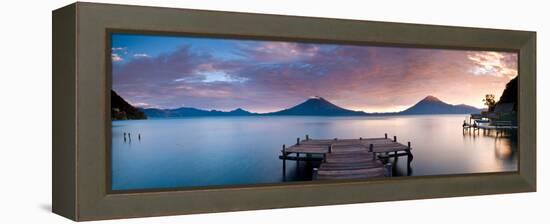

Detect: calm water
[111, 115, 517, 190]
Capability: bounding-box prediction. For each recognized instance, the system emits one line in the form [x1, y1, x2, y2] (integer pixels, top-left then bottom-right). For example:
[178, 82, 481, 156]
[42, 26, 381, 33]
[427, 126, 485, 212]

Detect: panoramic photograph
[110, 33, 518, 191]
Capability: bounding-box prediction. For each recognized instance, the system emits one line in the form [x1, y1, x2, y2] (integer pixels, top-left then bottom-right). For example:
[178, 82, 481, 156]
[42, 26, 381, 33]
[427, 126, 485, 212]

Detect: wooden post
[305, 134, 309, 141]
[393, 136, 397, 142]
[406, 141, 413, 174]
[313, 168, 318, 179]
[328, 145, 332, 153]
[282, 144, 286, 177]
[296, 137, 300, 145]
[359, 137, 362, 140]
[385, 163, 393, 177]
[369, 144, 375, 161]
[385, 133, 388, 139]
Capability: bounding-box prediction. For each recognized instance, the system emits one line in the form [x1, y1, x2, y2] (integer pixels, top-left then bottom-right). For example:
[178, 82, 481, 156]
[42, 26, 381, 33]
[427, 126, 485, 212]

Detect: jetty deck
[279, 134, 413, 180]
[463, 120, 517, 137]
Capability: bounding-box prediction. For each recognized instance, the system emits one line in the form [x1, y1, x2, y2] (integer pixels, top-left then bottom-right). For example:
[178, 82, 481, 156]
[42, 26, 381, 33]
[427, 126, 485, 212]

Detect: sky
[111, 33, 518, 113]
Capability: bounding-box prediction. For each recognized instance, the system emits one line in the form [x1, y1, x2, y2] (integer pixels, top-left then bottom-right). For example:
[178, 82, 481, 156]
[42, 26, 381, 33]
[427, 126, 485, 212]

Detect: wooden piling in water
[385, 133, 388, 139]
[393, 136, 397, 142]
[282, 144, 286, 175]
[369, 144, 375, 161]
[385, 163, 393, 177]
[406, 141, 413, 174]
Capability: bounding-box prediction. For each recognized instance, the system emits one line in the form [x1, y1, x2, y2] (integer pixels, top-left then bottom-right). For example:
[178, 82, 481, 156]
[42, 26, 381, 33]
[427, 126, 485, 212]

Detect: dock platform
[463, 119, 517, 136]
[279, 134, 413, 180]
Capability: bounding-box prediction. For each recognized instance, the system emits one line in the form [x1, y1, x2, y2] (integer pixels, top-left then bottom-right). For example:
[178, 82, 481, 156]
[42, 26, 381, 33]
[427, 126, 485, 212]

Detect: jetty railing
[279, 133, 413, 180]
[463, 115, 517, 136]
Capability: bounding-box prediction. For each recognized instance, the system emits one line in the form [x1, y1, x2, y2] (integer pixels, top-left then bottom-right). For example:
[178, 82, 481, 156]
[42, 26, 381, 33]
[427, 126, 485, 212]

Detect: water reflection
[462, 128, 517, 172]
[112, 115, 518, 190]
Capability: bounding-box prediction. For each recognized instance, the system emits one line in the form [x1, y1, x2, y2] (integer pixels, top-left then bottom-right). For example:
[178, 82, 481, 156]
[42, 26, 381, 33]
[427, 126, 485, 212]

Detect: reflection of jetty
[279, 134, 413, 180]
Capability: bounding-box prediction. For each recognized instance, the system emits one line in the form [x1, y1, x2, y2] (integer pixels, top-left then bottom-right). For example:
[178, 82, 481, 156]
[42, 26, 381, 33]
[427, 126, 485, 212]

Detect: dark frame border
[53, 2, 536, 221]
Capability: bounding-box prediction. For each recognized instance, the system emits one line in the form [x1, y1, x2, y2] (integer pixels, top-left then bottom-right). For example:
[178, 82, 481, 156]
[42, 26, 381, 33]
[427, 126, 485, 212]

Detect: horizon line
[130, 95, 485, 114]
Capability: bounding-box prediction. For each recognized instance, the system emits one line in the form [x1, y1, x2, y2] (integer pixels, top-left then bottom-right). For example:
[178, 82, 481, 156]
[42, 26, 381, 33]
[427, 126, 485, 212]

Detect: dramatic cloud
[112, 47, 127, 51]
[467, 51, 517, 78]
[112, 35, 518, 112]
[133, 53, 151, 58]
[111, 47, 128, 62]
[111, 53, 123, 62]
[235, 42, 321, 63]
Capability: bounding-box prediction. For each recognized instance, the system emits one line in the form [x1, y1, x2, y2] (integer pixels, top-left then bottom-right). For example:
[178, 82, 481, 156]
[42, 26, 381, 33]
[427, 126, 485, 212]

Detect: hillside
[111, 90, 147, 120]
[496, 76, 518, 111]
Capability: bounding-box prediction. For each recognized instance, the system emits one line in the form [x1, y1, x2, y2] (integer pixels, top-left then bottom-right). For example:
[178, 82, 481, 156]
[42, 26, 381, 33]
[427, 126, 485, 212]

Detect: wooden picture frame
[53, 2, 536, 221]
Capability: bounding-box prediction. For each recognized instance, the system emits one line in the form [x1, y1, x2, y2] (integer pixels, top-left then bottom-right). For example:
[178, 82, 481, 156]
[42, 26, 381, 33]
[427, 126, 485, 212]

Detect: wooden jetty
[463, 119, 517, 136]
[279, 134, 413, 180]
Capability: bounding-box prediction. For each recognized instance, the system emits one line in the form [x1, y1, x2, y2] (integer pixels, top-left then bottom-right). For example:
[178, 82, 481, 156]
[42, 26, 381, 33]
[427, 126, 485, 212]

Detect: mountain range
[132, 95, 481, 118]
[140, 107, 255, 117]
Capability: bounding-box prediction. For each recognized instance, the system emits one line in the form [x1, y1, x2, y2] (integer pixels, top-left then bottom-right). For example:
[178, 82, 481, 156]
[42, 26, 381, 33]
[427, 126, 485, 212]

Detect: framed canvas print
[52, 2, 536, 221]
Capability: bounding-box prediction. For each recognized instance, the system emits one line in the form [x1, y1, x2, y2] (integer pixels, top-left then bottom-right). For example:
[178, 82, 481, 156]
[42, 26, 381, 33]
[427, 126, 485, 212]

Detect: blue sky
[113, 33, 251, 61]
[111, 33, 517, 113]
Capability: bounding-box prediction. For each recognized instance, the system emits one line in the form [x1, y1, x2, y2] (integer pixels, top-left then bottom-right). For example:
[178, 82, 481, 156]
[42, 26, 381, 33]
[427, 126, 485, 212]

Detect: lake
[111, 115, 517, 190]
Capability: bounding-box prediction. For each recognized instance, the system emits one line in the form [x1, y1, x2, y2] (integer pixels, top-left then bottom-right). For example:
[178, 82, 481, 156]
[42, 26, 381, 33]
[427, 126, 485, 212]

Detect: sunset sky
[111, 33, 517, 113]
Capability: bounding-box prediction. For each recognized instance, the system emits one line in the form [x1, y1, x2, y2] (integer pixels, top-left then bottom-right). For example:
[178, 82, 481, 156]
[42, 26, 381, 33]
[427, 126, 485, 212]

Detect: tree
[483, 94, 497, 111]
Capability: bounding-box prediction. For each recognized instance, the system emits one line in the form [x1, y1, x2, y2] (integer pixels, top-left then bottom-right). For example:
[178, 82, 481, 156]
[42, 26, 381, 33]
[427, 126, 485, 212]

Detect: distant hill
[141, 107, 254, 118]
[266, 96, 367, 116]
[400, 95, 481, 115]
[111, 90, 147, 120]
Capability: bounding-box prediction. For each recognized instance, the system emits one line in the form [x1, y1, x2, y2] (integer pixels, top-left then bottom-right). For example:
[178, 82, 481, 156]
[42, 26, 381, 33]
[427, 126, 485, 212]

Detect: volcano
[400, 95, 480, 115]
[267, 96, 367, 116]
